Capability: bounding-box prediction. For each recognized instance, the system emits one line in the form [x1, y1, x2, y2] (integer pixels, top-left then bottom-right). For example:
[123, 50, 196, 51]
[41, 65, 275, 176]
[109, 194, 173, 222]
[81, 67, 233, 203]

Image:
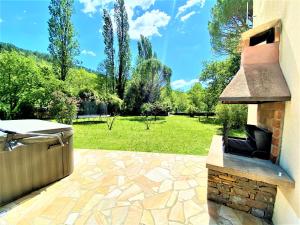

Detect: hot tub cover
[0, 119, 71, 134]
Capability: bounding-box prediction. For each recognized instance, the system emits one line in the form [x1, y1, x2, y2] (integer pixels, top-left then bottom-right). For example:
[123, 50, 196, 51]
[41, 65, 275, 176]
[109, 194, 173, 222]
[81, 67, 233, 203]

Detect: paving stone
[151, 208, 169, 225]
[0, 150, 268, 225]
[141, 209, 155, 225]
[166, 191, 178, 208]
[158, 179, 173, 192]
[183, 200, 203, 219]
[111, 206, 128, 225]
[174, 180, 190, 190]
[145, 167, 171, 182]
[124, 202, 143, 225]
[178, 189, 195, 201]
[118, 184, 142, 201]
[143, 191, 172, 209]
[169, 201, 185, 223]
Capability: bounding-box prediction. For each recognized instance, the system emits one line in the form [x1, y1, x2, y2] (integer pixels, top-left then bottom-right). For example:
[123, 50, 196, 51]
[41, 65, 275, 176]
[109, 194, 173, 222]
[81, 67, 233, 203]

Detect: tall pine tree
[114, 0, 131, 99]
[102, 9, 115, 93]
[48, 0, 79, 81]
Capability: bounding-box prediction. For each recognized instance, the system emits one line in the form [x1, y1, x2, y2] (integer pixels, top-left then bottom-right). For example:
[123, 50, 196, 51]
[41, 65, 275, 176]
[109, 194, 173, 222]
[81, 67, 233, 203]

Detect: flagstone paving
[0, 150, 270, 225]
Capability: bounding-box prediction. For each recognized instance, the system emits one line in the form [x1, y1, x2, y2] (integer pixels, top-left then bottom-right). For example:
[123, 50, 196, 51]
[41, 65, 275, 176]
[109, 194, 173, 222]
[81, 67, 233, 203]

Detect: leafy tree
[173, 91, 189, 113]
[48, 91, 78, 124]
[187, 83, 204, 111]
[102, 9, 115, 93]
[186, 104, 198, 117]
[125, 58, 172, 114]
[65, 68, 99, 96]
[48, 0, 79, 80]
[125, 35, 171, 114]
[138, 35, 155, 61]
[200, 54, 240, 111]
[114, 0, 131, 99]
[215, 103, 247, 131]
[208, 0, 253, 55]
[0, 51, 61, 119]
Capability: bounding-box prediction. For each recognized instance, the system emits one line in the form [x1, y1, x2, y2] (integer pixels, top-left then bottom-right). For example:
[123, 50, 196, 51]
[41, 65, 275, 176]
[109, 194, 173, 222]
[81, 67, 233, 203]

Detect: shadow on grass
[125, 116, 167, 123]
[198, 116, 219, 125]
[72, 120, 106, 125]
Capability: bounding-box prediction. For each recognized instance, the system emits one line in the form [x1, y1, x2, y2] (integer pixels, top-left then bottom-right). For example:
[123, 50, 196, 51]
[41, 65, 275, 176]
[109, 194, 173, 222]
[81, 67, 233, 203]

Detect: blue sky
[0, 0, 219, 90]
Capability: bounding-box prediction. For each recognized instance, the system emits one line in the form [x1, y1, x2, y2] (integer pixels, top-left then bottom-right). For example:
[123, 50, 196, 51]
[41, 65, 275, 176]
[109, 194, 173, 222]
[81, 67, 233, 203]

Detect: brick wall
[207, 169, 277, 221]
[257, 102, 285, 163]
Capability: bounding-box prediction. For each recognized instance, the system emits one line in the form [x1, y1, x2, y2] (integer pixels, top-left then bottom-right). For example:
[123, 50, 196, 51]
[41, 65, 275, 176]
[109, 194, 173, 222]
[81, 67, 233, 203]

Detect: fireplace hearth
[224, 124, 272, 160]
[206, 19, 295, 221]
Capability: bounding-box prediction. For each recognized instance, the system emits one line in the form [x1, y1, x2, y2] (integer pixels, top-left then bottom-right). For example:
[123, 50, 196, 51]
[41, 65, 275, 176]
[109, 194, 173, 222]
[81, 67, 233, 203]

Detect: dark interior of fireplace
[224, 125, 272, 160]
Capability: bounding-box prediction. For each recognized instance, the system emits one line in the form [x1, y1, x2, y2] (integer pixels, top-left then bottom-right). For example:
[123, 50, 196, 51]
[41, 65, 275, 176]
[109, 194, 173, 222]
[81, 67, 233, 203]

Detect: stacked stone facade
[207, 169, 277, 220]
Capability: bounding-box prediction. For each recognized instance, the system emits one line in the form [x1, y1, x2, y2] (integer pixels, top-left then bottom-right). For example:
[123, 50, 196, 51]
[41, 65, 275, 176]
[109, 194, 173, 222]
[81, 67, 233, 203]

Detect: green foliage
[141, 103, 153, 116]
[215, 104, 248, 131]
[48, 0, 79, 80]
[106, 94, 123, 115]
[200, 54, 240, 111]
[187, 83, 205, 111]
[208, 0, 253, 55]
[0, 51, 61, 119]
[77, 88, 100, 115]
[138, 35, 154, 61]
[0, 49, 104, 120]
[48, 91, 78, 124]
[186, 105, 198, 117]
[65, 68, 99, 96]
[114, 0, 131, 99]
[125, 36, 172, 114]
[172, 91, 189, 113]
[102, 9, 115, 93]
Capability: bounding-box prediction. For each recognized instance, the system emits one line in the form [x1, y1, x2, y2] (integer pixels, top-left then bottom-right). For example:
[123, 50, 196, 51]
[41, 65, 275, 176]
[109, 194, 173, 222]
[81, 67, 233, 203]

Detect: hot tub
[0, 120, 74, 206]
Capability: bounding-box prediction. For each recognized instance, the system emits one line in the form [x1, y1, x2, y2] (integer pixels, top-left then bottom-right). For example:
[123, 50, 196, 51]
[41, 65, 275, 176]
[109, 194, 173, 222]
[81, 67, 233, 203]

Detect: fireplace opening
[224, 125, 272, 160]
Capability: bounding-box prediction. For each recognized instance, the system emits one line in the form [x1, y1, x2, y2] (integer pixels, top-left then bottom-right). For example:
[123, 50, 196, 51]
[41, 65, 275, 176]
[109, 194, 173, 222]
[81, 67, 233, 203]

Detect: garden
[0, 0, 249, 156]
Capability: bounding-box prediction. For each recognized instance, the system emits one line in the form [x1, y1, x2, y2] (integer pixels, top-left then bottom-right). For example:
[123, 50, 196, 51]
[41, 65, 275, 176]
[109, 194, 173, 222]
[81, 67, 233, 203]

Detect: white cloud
[79, 0, 170, 40]
[176, 0, 205, 18]
[171, 79, 199, 89]
[79, 0, 102, 14]
[180, 11, 195, 22]
[129, 10, 170, 40]
[81, 50, 96, 57]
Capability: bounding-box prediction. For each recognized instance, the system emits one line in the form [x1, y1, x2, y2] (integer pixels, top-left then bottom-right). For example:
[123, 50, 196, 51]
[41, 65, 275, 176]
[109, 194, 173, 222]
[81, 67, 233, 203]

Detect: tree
[48, 0, 79, 81]
[102, 9, 115, 93]
[0, 51, 61, 119]
[125, 36, 171, 114]
[187, 83, 204, 111]
[200, 54, 240, 111]
[208, 0, 253, 55]
[138, 35, 154, 61]
[65, 68, 99, 96]
[173, 91, 189, 113]
[114, 0, 131, 99]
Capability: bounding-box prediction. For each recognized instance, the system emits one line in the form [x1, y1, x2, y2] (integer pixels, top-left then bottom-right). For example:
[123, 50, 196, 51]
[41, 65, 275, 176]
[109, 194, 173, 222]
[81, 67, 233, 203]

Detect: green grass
[73, 115, 244, 155]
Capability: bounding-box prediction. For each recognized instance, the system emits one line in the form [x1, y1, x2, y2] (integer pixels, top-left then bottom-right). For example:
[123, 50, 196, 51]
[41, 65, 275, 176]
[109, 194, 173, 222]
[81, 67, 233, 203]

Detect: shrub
[215, 104, 248, 131]
[49, 91, 78, 124]
[141, 103, 153, 116]
[186, 104, 198, 117]
[106, 94, 123, 115]
[77, 88, 99, 115]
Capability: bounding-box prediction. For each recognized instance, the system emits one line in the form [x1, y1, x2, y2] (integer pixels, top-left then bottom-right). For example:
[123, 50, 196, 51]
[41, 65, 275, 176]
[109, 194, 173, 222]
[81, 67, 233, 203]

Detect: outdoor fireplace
[206, 19, 295, 221]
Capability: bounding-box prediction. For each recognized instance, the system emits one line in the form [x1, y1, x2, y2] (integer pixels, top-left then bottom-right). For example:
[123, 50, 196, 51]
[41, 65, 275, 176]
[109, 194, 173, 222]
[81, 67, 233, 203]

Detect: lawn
[73, 115, 243, 155]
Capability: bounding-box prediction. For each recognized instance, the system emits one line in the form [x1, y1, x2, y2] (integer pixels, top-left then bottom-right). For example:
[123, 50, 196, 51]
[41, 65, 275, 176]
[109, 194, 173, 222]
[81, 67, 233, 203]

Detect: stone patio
[0, 150, 270, 225]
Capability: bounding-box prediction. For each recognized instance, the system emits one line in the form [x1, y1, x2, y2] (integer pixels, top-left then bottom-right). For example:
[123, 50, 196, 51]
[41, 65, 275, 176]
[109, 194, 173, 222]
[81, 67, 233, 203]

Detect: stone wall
[207, 169, 277, 220]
